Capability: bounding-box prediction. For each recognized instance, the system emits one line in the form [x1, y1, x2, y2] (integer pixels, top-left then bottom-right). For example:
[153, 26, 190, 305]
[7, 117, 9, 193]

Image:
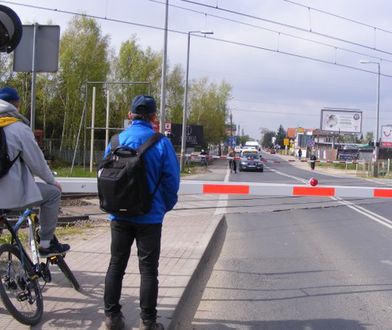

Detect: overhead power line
[151, 0, 392, 64]
[284, 0, 392, 36]
[3, 0, 391, 78]
[206, 35, 392, 78]
[231, 107, 387, 120]
[179, 0, 392, 57]
[0, 0, 166, 32]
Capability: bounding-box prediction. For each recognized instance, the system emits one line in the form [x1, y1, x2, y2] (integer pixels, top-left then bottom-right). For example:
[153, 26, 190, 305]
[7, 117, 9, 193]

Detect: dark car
[239, 153, 264, 172]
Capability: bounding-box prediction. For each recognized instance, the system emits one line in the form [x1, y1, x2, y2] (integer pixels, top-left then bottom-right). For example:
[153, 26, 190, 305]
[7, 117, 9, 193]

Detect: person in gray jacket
[0, 86, 70, 257]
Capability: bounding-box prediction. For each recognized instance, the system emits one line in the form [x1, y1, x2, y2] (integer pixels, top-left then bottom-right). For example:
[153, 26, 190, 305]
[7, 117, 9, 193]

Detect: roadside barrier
[58, 178, 392, 198]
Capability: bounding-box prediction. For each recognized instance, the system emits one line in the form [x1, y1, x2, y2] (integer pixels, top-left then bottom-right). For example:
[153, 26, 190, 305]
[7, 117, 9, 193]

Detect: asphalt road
[190, 156, 392, 329]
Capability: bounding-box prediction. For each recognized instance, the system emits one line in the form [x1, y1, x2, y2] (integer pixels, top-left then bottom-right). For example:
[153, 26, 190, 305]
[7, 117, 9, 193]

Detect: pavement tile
[0, 164, 226, 329]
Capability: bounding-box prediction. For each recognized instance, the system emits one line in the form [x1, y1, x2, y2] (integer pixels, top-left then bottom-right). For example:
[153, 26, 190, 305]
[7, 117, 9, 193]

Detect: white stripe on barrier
[335, 186, 373, 199]
[58, 178, 392, 198]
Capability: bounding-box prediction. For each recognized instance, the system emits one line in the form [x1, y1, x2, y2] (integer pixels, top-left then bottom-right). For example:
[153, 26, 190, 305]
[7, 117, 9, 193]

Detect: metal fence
[355, 159, 391, 177]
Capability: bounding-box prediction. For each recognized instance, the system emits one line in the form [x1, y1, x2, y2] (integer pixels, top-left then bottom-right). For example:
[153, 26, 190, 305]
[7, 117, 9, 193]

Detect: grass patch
[0, 220, 103, 246]
[317, 162, 357, 170]
[55, 221, 97, 238]
[52, 166, 97, 177]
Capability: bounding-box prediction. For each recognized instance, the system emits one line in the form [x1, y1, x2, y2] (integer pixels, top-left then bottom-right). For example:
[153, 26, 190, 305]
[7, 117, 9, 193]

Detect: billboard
[381, 125, 392, 147]
[170, 123, 204, 147]
[320, 108, 362, 133]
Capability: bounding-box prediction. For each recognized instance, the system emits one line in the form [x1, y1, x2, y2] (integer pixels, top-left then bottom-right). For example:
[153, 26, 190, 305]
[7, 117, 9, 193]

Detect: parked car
[239, 152, 264, 172]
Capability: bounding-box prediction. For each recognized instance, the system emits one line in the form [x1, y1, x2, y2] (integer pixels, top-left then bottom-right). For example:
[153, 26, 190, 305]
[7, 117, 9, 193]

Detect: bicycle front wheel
[0, 244, 43, 325]
[53, 255, 81, 292]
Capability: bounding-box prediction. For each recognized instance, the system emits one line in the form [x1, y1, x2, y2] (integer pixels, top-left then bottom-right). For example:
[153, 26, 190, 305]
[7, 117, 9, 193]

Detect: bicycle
[0, 208, 80, 325]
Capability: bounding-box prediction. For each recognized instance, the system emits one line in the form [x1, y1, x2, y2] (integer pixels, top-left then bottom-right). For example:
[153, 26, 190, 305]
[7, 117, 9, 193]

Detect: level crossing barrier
[58, 178, 392, 199]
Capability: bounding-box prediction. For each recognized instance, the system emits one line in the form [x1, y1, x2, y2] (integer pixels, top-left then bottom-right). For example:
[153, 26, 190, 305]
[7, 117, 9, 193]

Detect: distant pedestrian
[228, 148, 237, 173]
[200, 149, 208, 167]
[103, 95, 180, 330]
[310, 153, 317, 170]
[298, 148, 302, 160]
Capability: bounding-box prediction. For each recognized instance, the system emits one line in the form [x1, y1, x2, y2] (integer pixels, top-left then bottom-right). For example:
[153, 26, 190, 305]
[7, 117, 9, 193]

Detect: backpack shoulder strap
[0, 126, 21, 163]
[137, 133, 164, 155]
[110, 134, 120, 152]
[137, 133, 165, 196]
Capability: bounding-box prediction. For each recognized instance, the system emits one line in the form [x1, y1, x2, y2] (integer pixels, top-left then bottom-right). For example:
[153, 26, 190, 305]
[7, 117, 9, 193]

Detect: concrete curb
[167, 215, 226, 330]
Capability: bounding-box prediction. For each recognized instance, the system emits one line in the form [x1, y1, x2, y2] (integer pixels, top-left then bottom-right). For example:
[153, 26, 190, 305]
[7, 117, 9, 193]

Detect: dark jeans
[229, 159, 237, 172]
[104, 220, 162, 321]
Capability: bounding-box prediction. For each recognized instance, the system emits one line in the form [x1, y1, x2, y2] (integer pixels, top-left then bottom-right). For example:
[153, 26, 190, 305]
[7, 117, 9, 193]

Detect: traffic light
[0, 5, 22, 53]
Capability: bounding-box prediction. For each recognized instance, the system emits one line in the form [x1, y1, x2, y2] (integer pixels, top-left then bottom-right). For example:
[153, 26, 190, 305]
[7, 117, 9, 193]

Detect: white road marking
[213, 167, 230, 215]
[267, 164, 392, 229]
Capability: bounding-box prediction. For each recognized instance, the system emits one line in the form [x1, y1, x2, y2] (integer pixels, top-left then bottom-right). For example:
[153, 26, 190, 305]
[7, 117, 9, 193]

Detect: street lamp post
[180, 30, 213, 172]
[360, 60, 381, 177]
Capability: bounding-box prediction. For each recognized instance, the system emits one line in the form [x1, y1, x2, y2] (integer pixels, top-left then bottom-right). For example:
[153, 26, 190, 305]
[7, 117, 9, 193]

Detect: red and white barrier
[59, 178, 392, 198]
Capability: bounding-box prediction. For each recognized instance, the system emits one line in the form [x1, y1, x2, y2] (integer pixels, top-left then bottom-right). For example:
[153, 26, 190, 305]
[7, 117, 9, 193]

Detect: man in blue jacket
[103, 95, 180, 330]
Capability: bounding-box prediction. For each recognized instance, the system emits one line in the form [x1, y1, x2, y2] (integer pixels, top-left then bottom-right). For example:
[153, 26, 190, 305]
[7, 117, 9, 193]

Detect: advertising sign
[320, 108, 362, 133]
[170, 123, 204, 147]
[381, 125, 392, 147]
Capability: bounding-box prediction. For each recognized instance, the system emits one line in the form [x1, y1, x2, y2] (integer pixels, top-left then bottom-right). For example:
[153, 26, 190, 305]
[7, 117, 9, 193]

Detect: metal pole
[230, 112, 233, 147]
[105, 88, 110, 147]
[30, 23, 38, 130]
[89, 87, 96, 173]
[374, 63, 380, 177]
[180, 32, 191, 172]
[159, 0, 169, 134]
[70, 96, 87, 174]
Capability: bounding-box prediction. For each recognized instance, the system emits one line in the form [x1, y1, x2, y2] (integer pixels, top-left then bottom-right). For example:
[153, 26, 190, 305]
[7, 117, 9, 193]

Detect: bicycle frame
[2, 209, 40, 279]
[0, 208, 80, 325]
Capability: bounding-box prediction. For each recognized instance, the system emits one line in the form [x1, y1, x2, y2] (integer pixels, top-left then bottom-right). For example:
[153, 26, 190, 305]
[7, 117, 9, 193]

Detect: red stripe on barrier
[293, 186, 335, 197]
[203, 184, 249, 194]
[374, 189, 392, 198]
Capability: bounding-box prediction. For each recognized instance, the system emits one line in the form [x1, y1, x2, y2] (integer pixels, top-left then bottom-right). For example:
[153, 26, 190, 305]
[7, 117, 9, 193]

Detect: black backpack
[97, 132, 163, 216]
[0, 126, 20, 178]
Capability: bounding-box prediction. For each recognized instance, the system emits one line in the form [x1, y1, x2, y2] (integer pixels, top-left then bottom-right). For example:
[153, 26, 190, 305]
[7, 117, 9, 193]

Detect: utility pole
[230, 112, 233, 148]
[159, 0, 169, 134]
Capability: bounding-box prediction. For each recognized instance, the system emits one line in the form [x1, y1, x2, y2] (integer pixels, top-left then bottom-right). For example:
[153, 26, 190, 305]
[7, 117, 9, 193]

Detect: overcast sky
[3, 0, 392, 139]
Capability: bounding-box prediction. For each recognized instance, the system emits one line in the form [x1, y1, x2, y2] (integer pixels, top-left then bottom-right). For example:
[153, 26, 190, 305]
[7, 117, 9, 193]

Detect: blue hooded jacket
[103, 120, 180, 224]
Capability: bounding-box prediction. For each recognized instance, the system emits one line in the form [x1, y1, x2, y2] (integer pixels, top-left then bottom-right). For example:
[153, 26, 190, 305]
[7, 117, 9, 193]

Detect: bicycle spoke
[0, 244, 43, 325]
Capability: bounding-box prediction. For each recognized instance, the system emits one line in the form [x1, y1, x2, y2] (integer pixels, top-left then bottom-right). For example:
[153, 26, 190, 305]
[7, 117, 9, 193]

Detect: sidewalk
[0, 162, 229, 330]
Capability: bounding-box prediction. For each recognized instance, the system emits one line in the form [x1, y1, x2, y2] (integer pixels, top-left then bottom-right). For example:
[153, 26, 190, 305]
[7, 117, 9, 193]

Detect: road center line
[268, 165, 392, 229]
[213, 166, 230, 215]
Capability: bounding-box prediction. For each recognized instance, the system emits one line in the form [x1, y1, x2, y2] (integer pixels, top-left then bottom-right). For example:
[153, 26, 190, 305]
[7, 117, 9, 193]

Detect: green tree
[57, 16, 111, 149]
[113, 36, 162, 127]
[238, 134, 251, 146]
[364, 131, 374, 144]
[187, 78, 231, 145]
[262, 131, 275, 149]
[275, 124, 286, 148]
[166, 64, 184, 123]
[0, 53, 14, 85]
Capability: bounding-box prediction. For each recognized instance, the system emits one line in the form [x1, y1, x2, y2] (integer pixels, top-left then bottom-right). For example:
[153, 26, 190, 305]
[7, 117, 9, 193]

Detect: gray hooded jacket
[0, 99, 56, 209]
